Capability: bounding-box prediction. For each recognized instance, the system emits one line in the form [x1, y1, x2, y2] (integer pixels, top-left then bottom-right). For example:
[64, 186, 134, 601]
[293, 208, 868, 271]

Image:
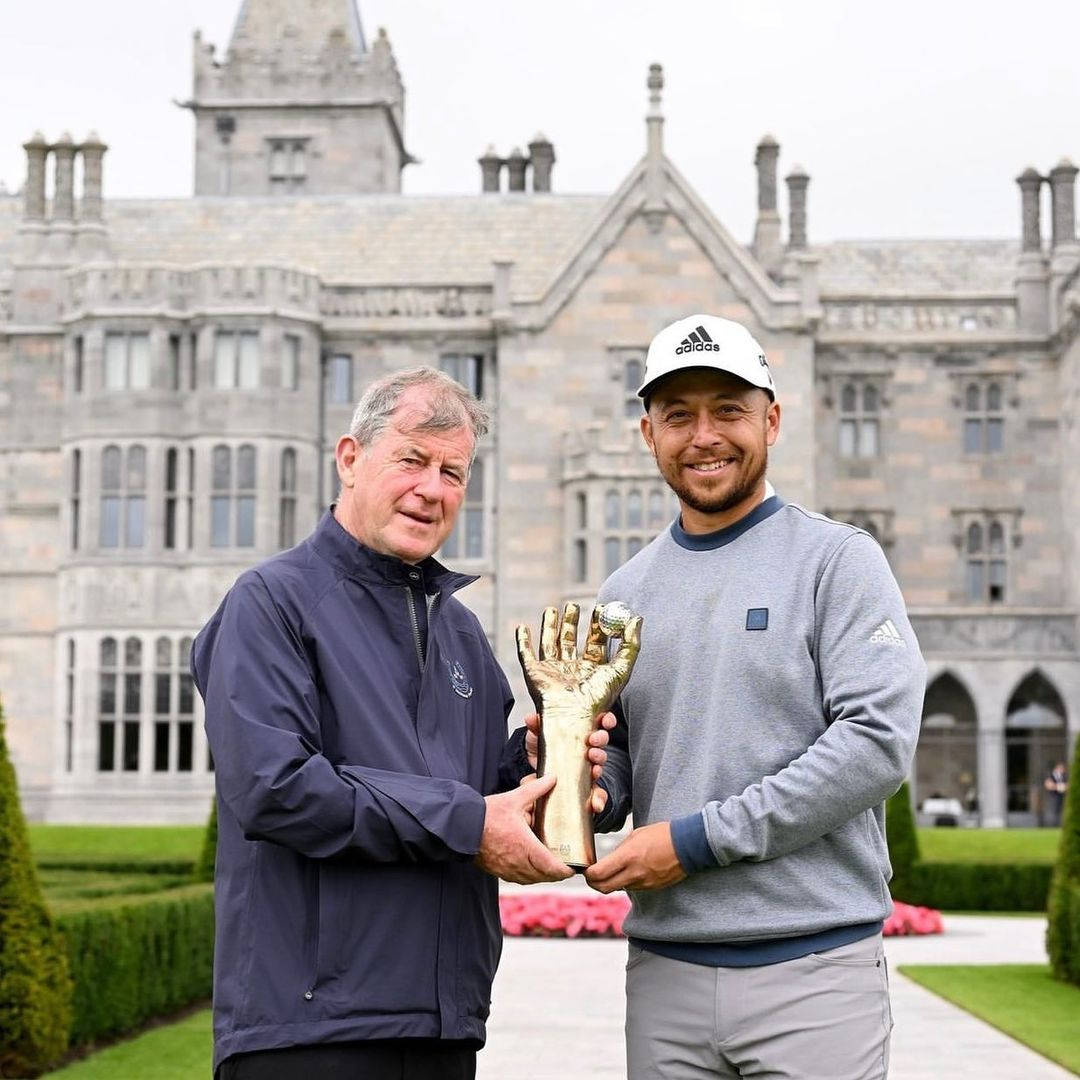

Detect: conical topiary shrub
[0, 701, 73, 1076]
[885, 781, 921, 903]
[192, 799, 217, 884]
[1047, 735, 1080, 985]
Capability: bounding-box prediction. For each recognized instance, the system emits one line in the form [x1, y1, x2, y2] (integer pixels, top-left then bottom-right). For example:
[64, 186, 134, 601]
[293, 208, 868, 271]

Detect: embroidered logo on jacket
[445, 659, 474, 698]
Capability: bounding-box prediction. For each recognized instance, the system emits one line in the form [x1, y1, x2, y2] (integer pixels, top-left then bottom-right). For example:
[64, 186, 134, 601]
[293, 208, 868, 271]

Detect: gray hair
[348, 366, 490, 460]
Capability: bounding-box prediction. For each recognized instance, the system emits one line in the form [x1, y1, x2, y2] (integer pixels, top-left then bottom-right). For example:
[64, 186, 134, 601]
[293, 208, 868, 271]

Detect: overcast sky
[2, 0, 1078, 244]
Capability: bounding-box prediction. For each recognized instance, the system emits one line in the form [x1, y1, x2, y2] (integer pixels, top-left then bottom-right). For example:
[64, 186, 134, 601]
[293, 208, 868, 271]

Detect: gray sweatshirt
[596, 495, 926, 944]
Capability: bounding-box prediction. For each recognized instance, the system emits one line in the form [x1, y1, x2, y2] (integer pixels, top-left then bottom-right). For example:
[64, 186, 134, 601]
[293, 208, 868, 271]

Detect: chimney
[478, 145, 502, 193]
[529, 133, 555, 192]
[1015, 166, 1050, 334]
[1049, 158, 1078, 250]
[1048, 158, 1079, 333]
[80, 132, 107, 222]
[22, 131, 48, 221]
[1016, 167, 1043, 252]
[52, 132, 76, 222]
[506, 147, 527, 192]
[752, 134, 782, 275]
[786, 166, 809, 250]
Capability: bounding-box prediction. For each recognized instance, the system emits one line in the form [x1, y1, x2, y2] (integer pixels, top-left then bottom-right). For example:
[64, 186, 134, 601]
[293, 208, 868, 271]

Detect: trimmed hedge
[0, 702, 73, 1078]
[37, 858, 195, 876]
[1048, 881, 1080, 984]
[56, 884, 214, 1047]
[1048, 732, 1080, 984]
[885, 782, 920, 901]
[192, 800, 217, 884]
[899, 861, 1052, 912]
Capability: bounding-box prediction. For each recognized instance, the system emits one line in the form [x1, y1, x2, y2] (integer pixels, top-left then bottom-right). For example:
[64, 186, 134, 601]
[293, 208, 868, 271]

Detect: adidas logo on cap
[638, 314, 777, 401]
[675, 325, 721, 355]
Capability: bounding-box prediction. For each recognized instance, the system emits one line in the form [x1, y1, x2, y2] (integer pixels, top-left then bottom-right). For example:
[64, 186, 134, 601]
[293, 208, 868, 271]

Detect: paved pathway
[478, 904, 1074, 1079]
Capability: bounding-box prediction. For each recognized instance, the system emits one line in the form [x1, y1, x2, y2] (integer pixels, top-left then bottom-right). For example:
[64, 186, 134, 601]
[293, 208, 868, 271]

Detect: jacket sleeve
[681, 533, 926, 870]
[194, 570, 486, 863]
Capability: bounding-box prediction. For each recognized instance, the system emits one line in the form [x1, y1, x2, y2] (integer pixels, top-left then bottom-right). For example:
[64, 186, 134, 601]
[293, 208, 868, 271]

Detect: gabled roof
[227, 0, 366, 62]
[527, 153, 804, 330]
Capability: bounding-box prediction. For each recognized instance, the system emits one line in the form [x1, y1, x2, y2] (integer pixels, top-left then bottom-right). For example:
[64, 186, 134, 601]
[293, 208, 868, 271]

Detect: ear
[640, 413, 656, 457]
[336, 434, 359, 487]
[765, 400, 781, 447]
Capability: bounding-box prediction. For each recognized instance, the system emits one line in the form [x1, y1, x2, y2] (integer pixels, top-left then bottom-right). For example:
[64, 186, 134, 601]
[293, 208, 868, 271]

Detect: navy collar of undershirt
[312, 508, 478, 594]
[670, 494, 785, 551]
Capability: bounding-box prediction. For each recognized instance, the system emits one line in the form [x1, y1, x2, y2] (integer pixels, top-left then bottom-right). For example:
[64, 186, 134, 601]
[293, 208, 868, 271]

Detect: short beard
[665, 454, 767, 518]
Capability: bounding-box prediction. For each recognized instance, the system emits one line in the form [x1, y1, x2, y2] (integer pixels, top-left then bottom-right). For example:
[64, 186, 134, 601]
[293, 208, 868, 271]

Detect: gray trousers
[625, 934, 892, 1079]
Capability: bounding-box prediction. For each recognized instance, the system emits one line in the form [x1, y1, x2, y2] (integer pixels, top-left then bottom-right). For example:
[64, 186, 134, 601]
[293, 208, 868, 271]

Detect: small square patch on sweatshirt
[746, 608, 769, 631]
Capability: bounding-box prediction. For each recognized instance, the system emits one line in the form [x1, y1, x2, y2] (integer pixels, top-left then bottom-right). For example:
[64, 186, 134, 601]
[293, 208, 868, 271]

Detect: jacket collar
[311, 509, 478, 595]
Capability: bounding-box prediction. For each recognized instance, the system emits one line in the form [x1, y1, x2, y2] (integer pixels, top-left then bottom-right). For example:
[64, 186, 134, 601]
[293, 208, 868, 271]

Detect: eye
[442, 468, 465, 485]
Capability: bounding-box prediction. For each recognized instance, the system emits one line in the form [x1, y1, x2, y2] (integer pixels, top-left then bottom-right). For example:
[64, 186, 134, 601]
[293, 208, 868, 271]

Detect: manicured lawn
[917, 827, 1059, 865]
[899, 964, 1080, 1075]
[29, 824, 204, 866]
[45, 1008, 212, 1079]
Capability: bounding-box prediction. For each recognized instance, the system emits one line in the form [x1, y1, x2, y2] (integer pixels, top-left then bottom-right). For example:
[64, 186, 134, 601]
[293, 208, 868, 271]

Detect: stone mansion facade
[1, 0, 1078, 826]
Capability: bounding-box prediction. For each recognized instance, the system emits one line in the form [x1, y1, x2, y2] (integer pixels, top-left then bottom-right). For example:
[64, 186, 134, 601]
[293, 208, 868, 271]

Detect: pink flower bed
[500, 893, 630, 938]
[884, 900, 944, 936]
[499, 894, 944, 938]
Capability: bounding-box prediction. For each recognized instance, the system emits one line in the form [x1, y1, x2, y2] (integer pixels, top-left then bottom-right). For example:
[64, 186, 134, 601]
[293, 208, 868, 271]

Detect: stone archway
[917, 671, 979, 822]
[1005, 670, 1068, 826]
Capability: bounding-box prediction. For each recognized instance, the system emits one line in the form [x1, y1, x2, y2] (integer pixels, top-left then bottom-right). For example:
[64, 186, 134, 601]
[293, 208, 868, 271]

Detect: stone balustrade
[822, 298, 1018, 334]
[318, 284, 492, 319]
[61, 264, 322, 318]
[910, 611, 1077, 655]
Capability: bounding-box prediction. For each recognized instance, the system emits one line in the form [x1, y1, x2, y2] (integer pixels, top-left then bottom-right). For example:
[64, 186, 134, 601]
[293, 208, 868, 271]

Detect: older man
[193, 367, 605, 1080]
[585, 315, 926, 1080]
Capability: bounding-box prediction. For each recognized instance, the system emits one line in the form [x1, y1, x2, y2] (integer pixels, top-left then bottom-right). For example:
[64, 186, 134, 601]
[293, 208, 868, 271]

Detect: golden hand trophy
[515, 601, 642, 870]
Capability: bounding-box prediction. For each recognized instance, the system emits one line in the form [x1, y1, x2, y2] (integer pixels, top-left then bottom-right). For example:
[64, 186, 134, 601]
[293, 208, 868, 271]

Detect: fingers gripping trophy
[515, 602, 642, 870]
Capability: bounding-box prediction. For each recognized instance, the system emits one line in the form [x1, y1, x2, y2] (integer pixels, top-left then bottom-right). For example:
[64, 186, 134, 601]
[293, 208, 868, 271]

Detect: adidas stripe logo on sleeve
[869, 619, 906, 646]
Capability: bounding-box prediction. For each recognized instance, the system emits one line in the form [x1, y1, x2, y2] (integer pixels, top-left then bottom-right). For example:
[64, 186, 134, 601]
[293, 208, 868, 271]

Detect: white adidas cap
[638, 314, 776, 403]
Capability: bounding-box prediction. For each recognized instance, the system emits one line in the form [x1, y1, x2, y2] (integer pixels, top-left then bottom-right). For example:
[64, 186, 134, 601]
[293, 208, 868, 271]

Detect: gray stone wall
[193, 107, 403, 196]
[815, 343, 1062, 607]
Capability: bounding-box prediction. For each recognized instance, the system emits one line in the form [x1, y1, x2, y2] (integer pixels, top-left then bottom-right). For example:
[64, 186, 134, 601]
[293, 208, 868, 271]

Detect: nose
[412, 463, 443, 501]
[689, 412, 724, 447]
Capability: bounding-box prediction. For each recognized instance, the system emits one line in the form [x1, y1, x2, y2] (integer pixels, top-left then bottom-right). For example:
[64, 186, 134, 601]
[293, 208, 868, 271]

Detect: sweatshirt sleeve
[696, 532, 926, 868]
[194, 570, 486, 863]
[593, 698, 633, 832]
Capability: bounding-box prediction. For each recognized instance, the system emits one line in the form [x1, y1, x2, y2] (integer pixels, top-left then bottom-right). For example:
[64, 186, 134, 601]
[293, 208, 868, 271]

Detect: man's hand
[585, 821, 687, 893]
[523, 710, 615, 813]
[475, 775, 574, 884]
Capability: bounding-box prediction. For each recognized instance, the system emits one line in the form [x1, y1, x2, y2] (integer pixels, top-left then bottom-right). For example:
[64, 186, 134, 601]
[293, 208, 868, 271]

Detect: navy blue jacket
[192, 511, 514, 1070]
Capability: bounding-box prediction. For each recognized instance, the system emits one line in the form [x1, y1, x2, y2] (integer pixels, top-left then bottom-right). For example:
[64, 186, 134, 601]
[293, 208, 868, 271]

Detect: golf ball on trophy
[598, 601, 633, 637]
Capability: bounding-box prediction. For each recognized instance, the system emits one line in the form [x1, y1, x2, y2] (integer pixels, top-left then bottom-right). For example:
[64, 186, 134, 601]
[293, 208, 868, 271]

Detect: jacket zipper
[404, 586, 425, 670]
[403, 587, 437, 774]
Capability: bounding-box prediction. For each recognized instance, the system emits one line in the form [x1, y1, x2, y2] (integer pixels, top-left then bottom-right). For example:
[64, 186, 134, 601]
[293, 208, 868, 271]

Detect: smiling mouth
[685, 459, 736, 474]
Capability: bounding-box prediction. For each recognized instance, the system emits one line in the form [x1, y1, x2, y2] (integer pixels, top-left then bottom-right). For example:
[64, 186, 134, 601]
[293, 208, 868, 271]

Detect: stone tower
[182, 0, 413, 195]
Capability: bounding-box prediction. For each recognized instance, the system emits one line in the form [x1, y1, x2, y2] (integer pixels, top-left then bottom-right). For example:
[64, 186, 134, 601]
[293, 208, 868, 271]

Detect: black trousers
[217, 1039, 477, 1080]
